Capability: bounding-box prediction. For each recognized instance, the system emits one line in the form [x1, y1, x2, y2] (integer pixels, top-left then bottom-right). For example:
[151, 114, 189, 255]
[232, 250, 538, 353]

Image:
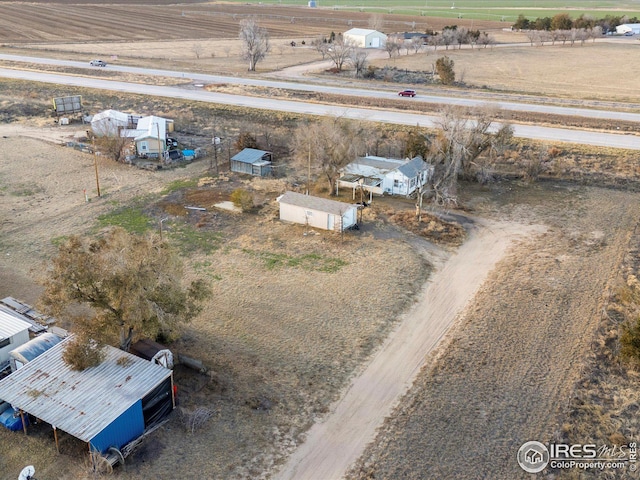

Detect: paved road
[2, 53, 640, 123]
[0, 67, 639, 150]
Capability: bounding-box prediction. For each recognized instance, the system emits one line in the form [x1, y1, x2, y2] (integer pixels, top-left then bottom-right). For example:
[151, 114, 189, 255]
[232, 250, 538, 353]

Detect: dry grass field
[349, 182, 640, 479]
[1, 2, 640, 480]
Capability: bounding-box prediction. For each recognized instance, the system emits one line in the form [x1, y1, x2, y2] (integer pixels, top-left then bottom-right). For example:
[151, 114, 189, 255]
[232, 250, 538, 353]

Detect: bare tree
[292, 116, 367, 194]
[428, 106, 513, 206]
[384, 38, 401, 58]
[441, 28, 457, 50]
[349, 50, 369, 78]
[410, 36, 424, 54]
[455, 27, 469, 49]
[325, 38, 356, 71]
[191, 42, 204, 59]
[239, 17, 270, 71]
[311, 35, 329, 59]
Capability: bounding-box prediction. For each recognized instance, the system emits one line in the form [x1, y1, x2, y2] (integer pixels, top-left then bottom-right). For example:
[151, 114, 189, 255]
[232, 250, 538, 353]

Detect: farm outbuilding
[231, 148, 273, 176]
[0, 337, 174, 454]
[277, 191, 357, 231]
[91, 110, 131, 137]
[616, 23, 640, 35]
[0, 310, 30, 369]
[337, 155, 433, 198]
[343, 28, 387, 48]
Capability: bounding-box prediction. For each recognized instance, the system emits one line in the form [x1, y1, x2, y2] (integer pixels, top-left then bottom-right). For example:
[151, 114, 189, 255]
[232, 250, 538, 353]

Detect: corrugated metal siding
[90, 400, 144, 453]
[0, 337, 171, 444]
[0, 309, 31, 339]
[231, 160, 253, 174]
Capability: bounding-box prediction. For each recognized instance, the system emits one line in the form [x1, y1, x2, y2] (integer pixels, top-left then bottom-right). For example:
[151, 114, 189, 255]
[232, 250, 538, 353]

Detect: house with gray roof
[277, 191, 357, 231]
[337, 155, 433, 198]
[231, 148, 272, 176]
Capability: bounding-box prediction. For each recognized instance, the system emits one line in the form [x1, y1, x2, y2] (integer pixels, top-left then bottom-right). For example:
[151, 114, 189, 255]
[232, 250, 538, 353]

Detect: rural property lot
[1, 1, 640, 479]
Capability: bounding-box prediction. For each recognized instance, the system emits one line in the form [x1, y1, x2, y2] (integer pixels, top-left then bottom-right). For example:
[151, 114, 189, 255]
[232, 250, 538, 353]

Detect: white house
[133, 115, 168, 158]
[277, 191, 357, 231]
[0, 309, 31, 368]
[337, 155, 433, 198]
[616, 23, 640, 35]
[343, 28, 387, 48]
[90, 109, 131, 137]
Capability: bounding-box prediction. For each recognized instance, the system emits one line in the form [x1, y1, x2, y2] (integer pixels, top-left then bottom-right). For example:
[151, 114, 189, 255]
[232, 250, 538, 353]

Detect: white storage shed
[277, 191, 357, 231]
[0, 309, 31, 367]
[343, 28, 387, 48]
[616, 23, 640, 35]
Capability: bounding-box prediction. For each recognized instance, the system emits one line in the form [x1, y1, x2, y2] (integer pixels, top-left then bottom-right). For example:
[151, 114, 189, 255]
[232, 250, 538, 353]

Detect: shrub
[435, 56, 455, 85]
[230, 188, 254, 212]
[234, 132, 258, 151]
[62, 335, 105, 371]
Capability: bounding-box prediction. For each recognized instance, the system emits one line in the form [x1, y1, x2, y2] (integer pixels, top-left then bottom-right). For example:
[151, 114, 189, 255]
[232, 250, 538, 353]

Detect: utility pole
[92, 135, 101, 197]
[156, 120, 164, 164]
[307, 137, 311, 195]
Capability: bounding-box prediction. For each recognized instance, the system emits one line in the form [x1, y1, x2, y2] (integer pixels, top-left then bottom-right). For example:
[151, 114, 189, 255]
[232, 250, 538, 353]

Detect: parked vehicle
[89, 59, 107, 67]
[398, 89, 416, 97]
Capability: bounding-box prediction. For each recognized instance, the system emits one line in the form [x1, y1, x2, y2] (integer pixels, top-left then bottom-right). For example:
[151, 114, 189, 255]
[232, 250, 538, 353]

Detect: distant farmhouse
[344, 28, 387, 48]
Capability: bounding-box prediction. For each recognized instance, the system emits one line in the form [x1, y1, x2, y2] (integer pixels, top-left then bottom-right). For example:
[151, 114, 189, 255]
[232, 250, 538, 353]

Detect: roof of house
[344, 28, 386, 37]
[0, 336, 171, 443]
[0, 309, 30, 340]
[342, 155, 427, 179]
[135, 115, 166, 141]
[278, 191, 357, 216]
[231, 148, 272, 164]
[397, 156, 428, 177]
[91, 109, 129, 124]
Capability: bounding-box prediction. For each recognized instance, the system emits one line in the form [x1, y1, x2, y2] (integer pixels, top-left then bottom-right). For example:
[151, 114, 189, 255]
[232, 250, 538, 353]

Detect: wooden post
[20, 410, 27, 435]
[170, 371, 176, 409]
[92, 136, 101, 198]
[53, 426, 60, 454]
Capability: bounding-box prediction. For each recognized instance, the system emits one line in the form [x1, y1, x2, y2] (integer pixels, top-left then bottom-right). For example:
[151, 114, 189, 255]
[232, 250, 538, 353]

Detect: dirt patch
[348, 182, 639, 479]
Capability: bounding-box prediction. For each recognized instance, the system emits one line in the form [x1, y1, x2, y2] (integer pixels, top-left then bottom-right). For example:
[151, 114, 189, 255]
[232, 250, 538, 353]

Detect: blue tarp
[0, 407, 28, 431]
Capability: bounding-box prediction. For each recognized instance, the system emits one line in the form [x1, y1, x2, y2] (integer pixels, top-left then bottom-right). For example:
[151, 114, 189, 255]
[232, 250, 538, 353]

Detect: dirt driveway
[276, 218, 543, 480]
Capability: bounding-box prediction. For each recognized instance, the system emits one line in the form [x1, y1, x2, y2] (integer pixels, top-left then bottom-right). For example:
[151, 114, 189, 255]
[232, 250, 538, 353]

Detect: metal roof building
[277, 191, 357, 231]
[231, 148, 272, 176]
[0, 336, 174, 454]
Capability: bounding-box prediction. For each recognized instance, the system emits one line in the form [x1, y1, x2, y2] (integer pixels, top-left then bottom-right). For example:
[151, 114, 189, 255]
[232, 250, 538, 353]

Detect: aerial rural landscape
[1, 1, 640, 479]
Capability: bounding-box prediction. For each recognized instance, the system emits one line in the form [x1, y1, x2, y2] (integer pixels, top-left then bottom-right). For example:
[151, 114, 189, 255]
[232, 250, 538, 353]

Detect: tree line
[513, 12, 639, 34]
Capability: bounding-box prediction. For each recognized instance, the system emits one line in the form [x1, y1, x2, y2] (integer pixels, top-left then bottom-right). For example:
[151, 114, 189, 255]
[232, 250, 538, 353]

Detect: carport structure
[0, 336, 174, 457]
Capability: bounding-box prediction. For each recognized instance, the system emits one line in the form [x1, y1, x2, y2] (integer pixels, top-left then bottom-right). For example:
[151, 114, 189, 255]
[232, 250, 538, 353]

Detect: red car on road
[398, 89, 416, 97]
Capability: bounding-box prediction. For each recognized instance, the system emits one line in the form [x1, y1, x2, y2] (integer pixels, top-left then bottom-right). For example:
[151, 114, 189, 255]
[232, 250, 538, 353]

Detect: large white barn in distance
[343, 28, 387, 48]
[616, 23, 640, 35]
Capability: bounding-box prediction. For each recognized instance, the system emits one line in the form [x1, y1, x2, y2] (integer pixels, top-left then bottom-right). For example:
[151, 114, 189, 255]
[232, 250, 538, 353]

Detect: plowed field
[0, 2, 502, 43]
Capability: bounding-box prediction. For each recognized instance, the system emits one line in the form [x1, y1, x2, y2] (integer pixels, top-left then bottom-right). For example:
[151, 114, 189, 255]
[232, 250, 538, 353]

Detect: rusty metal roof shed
[0, 336, 171, 447]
